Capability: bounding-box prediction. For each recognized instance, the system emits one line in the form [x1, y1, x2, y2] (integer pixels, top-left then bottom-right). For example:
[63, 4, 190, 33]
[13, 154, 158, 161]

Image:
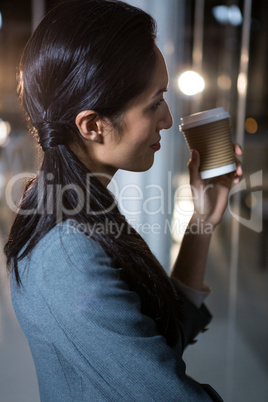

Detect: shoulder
[19, 219, 116, 285]
[32, 219, 108, 261]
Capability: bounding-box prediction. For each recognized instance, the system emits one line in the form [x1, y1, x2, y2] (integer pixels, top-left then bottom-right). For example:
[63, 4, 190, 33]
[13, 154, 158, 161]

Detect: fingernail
[237, 144, 243, 153]
[237, 165, 243, 175]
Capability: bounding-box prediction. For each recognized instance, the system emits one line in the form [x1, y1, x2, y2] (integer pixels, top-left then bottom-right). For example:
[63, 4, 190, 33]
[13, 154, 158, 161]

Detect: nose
[158, 103, 173, 131]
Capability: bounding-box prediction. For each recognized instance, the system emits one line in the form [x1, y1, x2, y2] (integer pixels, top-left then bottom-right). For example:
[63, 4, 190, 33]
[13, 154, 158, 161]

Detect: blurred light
[245, 118, 258, 134]
[0, 12, 2, 29]
[228, 5, 243, 26]
[164, 41, 174, 56]
[217, 74, 232, 90]
[212, 6, 228, 24]
[237, 72, 247, 95]
[178, 71, 205, 96]
[212, 5, 242, 26]
[241, 53, 249, 63]
[193, 49, 202, 65]
[0, 120, 11, 146]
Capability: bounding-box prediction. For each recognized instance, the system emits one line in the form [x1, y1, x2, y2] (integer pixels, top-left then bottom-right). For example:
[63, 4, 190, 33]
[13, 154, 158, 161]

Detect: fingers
[234, 162, 243, 184]
[233, 142, 243, 156]
[232, 142, 243, 184]
[188, 145, 243, 185]
[187, 149, 201, 185]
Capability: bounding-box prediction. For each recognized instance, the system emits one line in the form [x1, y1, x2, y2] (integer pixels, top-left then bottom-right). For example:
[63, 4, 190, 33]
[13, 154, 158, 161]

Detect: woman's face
[79, 47, 173, 181]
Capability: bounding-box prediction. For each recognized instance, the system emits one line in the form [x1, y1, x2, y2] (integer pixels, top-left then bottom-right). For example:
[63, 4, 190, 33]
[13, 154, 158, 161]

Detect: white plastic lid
[179, 107, 230, 131]
[200, 162, 236, 180]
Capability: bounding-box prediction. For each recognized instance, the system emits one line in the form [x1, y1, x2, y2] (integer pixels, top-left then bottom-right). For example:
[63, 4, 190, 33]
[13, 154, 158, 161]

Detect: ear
[75, 110, 104, 143]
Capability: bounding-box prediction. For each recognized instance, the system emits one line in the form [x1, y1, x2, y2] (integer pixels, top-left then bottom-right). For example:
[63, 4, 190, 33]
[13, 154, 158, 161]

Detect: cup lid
[179, 107, 230, 131]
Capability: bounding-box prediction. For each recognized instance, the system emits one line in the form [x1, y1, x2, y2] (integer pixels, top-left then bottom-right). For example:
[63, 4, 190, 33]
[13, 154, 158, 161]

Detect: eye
[151, 98, 165, 111]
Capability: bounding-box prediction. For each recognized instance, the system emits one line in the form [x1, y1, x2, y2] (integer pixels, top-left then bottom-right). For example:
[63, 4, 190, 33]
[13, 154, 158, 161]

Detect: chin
[119, 155, 155, 173]
[130, 161, 155, 173]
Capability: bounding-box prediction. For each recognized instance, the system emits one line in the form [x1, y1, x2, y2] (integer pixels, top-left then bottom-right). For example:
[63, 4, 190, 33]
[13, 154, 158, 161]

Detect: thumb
[188, 149, 201, 184]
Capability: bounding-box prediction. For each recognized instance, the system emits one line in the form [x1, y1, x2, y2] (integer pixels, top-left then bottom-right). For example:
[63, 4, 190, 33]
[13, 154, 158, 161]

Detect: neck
[69, 142, 117, 187]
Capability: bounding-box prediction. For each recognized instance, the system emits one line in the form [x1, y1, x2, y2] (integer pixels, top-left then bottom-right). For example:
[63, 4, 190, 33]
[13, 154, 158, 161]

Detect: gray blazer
[11, 221, 222, 401]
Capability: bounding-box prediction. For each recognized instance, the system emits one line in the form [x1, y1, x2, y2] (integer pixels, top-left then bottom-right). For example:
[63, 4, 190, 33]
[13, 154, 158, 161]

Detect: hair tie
[34, 121, 65, 152]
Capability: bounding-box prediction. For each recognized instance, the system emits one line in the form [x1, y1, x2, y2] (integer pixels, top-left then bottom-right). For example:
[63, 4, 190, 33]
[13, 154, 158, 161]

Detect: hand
[188, 143, 243, 228]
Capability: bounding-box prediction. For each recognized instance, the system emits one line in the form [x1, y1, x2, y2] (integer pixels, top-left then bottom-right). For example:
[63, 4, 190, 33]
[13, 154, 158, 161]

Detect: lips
[150, 138, 161, 151]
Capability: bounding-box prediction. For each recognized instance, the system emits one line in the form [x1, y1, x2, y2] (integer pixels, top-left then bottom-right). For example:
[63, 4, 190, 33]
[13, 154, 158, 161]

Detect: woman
[5, 1, 242, 401]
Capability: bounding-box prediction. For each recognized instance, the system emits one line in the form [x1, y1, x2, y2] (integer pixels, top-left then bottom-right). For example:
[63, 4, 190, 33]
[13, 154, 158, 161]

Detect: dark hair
[4, 0, 181, 346]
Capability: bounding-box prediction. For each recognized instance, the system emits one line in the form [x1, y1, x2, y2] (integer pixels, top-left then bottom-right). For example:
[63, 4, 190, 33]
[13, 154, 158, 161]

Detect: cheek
[135, 119, 156, 140]
[115, 113, 155, 150]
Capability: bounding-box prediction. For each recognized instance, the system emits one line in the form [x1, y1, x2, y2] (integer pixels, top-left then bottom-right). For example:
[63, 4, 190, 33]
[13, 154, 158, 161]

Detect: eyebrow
[152, 88, 168, 99]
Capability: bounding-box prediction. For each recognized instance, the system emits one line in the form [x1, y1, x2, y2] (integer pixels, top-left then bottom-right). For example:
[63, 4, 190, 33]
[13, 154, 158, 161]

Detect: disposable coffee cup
[179, 107, 236, 180]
